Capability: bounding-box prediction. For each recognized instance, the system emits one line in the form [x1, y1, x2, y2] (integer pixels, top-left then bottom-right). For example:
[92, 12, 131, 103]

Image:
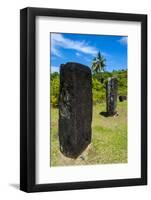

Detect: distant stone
[59, 62, 92, 158]
[119, 95, 127, 102]
[106, 77, 118, 116]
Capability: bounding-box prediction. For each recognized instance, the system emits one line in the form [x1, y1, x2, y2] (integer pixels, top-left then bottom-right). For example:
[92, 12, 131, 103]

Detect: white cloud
[51, 45, 62, 57]
[51, 66, 59, 73]
[118, 36, 127, 45]
[75, 52, 81, 57]
[51, 33, 98, 57]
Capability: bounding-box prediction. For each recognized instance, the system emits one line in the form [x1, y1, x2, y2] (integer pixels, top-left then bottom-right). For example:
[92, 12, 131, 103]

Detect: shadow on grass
[100, 111, 119, 118]
[99, 111, 109, 117]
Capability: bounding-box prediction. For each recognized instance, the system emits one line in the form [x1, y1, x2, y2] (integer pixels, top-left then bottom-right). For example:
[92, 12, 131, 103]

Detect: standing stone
[106, 77, 118, 115]
[59, 62, 92, 159]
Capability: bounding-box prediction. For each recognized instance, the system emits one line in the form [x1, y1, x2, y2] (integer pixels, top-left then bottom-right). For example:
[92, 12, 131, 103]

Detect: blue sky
[50, 33, 127, 73]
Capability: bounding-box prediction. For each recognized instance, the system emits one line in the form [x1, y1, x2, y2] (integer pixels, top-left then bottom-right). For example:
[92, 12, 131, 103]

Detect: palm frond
[91, 51, 106, 74]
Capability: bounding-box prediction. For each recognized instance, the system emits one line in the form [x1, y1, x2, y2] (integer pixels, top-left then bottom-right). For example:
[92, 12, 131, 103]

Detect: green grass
[50, 101, 127, 166]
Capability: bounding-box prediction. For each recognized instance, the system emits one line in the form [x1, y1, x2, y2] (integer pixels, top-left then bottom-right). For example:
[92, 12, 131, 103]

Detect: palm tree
[91, 52, 106, 74]
[91, 52, 106, 83]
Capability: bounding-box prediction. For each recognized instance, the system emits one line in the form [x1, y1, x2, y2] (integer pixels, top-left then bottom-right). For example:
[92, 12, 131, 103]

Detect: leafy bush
[92, 78, 106, 104]
[50, 74, 59, 107]
[50, 69, 127, 107]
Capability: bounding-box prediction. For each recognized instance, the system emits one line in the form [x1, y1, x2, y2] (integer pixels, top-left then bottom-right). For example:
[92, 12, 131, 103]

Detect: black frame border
[20, 7, 147, 192]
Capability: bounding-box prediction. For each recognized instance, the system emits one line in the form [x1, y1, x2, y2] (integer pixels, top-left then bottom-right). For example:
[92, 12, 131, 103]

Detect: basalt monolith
[59, 62, 92, 158]
[106, 77, 118, 116]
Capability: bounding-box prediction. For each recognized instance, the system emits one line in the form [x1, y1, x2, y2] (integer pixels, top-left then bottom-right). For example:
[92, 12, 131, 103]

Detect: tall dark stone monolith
[59, 62, 92, 159]
[106, 77, 118, 116]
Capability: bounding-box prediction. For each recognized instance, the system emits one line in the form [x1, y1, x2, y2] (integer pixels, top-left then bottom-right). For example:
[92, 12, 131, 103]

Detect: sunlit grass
[50, 101, 127, 166]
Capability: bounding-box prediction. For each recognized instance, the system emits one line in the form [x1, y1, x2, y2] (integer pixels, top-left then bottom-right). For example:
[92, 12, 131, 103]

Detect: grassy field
[50, 101, 127, 166]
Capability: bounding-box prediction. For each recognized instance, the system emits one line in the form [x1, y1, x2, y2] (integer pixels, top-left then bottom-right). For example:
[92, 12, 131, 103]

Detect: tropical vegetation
[50, 69, 127, 107]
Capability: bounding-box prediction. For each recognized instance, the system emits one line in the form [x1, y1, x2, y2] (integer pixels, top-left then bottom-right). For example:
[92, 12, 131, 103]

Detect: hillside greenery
[50, 69, 127, 107]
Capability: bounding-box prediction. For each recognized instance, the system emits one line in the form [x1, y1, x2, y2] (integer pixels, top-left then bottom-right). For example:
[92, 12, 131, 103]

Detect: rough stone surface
[59, 62, 92, 158]
[106, 77, 118, 115]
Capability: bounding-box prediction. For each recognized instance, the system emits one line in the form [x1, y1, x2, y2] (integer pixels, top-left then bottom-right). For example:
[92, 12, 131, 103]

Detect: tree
[50, 73, 60, 107]
[51, 72, 59, 80]
[91, 52, 106, 75]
